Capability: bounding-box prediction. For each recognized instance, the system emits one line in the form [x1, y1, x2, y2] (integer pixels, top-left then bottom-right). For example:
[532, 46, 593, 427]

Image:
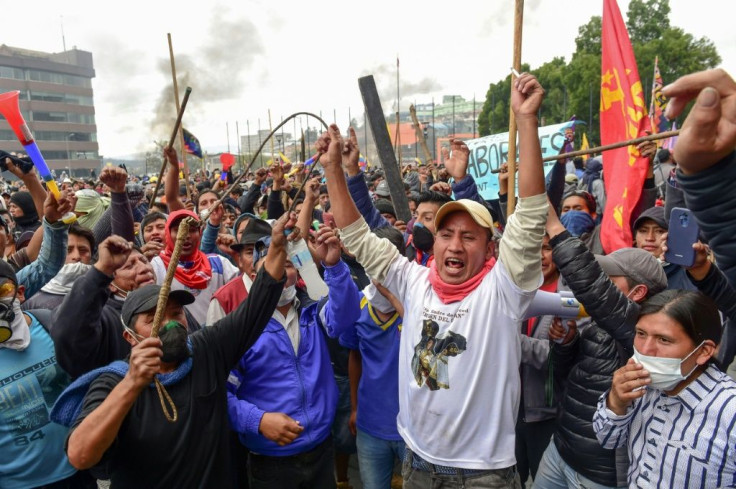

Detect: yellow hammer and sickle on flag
[601, 69, 625, 112]
[613, 204, 624, 228]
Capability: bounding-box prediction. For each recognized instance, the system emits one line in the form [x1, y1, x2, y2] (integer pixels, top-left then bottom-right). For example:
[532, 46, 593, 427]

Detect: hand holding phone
[664, 207, 699, 267]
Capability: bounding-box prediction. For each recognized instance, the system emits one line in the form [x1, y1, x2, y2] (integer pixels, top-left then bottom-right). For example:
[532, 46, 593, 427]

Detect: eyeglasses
[0, 278, 17, 299]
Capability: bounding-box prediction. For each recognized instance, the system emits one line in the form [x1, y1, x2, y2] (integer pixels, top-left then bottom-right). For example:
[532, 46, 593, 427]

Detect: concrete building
[0, 44, 100, 177]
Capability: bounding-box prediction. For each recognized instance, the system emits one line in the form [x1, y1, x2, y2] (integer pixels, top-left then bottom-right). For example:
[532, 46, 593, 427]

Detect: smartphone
[664, 207, 699, 267]
[323, 212, 335, 229]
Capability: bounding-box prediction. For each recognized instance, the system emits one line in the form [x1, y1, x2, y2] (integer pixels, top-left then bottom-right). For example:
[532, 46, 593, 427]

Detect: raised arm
[445, 139, 496, 216]
[66, 337, 163, 469]
[342, 128, 391, 230]
[239, 168, 267, 214]
[207, 212, 293, 370]
[663, 70, 736, 287]
[163, 146, 185, 212]
[547, 205, 639, 354]
[297, 177, 321, 239]
[317, 125, 400, 282]
[6, 158, 45, 220]
[310, 226, 361, 338]
[51, 236, 133, 378]
[497, 74, 549, 291]
[97, 167, 135, 242]
[16, 190, 74, 298]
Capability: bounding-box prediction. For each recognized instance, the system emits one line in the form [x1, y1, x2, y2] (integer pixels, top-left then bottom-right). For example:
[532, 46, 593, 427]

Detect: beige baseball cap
[434, 199, 493, 230]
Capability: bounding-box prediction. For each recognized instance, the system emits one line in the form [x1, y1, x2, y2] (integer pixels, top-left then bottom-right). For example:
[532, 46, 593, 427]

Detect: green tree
[626, 0, 670, 43]
[478, 0, 721, 147]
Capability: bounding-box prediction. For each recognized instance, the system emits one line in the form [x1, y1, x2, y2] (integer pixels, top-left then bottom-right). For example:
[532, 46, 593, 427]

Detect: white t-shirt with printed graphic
[381, 258, 535, 470]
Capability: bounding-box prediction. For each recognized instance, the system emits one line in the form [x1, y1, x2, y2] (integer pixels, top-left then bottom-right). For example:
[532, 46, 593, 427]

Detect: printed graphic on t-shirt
[0, 358, 69, 442]
[411, 319, 467, 390]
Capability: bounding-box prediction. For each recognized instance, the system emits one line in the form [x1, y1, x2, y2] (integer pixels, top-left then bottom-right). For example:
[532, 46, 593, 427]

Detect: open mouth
[445, 257, 465, 270]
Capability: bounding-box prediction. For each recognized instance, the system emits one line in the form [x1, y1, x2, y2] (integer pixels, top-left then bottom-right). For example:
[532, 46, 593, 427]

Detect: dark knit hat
[374, 199, 397, 219]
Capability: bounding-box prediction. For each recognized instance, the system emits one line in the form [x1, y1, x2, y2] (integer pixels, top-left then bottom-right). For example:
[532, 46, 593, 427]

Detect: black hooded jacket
[50, 267, 200, 380]
[549, 231, 641, 487]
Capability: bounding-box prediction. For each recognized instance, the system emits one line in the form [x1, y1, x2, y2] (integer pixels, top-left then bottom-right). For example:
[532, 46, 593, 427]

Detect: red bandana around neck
[159, 209, 212, 290]
[428, 257, 496, 304]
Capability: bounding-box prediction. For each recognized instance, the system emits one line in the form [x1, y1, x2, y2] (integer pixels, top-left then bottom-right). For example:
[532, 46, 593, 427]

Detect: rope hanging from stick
[149, 216, 196, 423]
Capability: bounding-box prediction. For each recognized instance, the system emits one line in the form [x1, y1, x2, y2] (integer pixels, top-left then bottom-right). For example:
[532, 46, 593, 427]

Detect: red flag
[599, 0, 649, 254]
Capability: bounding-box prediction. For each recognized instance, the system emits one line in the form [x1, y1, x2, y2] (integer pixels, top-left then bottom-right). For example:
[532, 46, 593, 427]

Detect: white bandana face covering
[277, 285, 297, 307]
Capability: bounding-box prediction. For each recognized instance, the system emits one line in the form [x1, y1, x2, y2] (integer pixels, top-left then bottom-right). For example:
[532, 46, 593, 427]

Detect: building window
[32, 111, 96, 124]
[26, 69, 91, 88]
[29, 91, 94, 106]
[0, 66, 25, 80]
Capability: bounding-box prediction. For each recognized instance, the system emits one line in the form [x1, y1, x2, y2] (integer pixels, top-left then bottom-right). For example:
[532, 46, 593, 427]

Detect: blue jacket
[347, 173, 390, 230]
[227, 260, 360, 456]
[18, 218, 68, 299]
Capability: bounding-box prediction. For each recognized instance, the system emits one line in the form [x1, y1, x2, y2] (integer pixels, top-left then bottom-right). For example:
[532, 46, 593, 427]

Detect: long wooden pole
[167, 33, 191, 201]
[489, 130, 680, 173]
[149, 87, 192, 208]
[149, 215, 195, 423]
[507, 0, 524, 218]
[409, 104, 436, 179]
[268, 110, 275, 165]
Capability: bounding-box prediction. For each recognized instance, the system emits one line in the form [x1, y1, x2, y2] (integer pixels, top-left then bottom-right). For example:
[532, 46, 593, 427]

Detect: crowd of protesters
[0, 68, 735, 489]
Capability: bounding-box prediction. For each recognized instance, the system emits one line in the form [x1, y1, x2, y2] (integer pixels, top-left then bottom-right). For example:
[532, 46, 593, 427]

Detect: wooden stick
[269, 110, 275, 166]
[489, 130, 680, 173]
[149, 87, 192, 208]
[541, 130, 679, 162]
[507, 0, 524, 218]
[151, 216, 195, 338]
[148, 215, 195, 423]
[395, 112, 402, 168]
[168, 33, 191, 201]
[409, 104, 437, 179]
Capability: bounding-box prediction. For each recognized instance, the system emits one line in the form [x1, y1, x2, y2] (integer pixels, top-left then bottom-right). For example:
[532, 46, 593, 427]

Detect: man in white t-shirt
[317, 73, 548, 488]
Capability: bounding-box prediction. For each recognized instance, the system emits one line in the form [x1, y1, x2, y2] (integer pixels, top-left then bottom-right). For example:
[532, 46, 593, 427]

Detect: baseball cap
[231, 218, 272, 252]
[633, 206, 667, 232]
[121, 284, 195, 328]
[0, 259, 17, 285]
[594, 247, 667, 295]
[434, 199, 493, 230]
[375, 181, 390, 198]
[564, 173, 579, 184]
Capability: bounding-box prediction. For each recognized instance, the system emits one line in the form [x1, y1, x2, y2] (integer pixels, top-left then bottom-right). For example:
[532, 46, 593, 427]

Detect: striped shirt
[593, 364, 736, 488]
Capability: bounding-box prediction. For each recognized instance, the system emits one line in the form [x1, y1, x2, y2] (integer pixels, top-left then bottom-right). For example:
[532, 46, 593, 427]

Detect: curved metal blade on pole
[359, 75, 412, 223]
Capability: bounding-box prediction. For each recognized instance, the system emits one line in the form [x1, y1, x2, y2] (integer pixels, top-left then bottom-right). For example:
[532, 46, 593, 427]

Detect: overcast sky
[3, 0, 734, 159]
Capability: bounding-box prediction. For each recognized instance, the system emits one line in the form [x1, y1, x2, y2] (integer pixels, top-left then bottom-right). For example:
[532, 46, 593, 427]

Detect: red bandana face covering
[428, 257, 496, 304]
[159, 209, 212, 290]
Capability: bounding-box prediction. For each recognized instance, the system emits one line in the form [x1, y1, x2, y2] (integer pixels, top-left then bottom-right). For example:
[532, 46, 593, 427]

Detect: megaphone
[523, 289, 588, 320]
[0, 91, 75, 223]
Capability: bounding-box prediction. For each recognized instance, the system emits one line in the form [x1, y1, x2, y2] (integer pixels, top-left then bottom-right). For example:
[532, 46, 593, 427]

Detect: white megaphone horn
[523, 290, 588, 320]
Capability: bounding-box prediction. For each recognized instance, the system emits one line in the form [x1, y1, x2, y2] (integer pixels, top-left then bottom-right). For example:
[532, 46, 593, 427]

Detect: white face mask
[0, 299, 30, 351]
[632, 341, 705, 391]
[277, 284, 297, 307]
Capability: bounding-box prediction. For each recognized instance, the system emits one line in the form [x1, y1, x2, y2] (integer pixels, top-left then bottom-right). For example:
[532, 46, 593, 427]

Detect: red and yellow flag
[599, 0, 649, 254]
